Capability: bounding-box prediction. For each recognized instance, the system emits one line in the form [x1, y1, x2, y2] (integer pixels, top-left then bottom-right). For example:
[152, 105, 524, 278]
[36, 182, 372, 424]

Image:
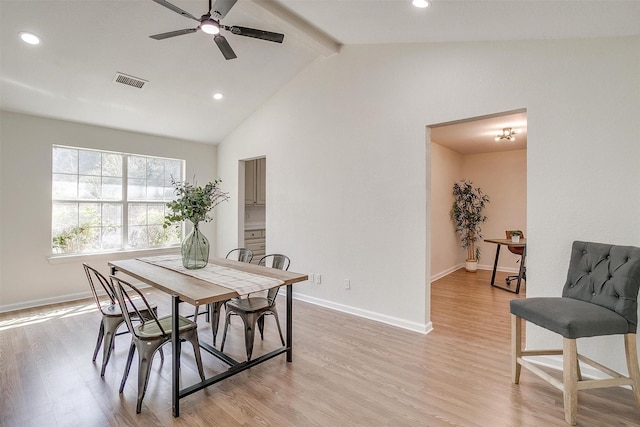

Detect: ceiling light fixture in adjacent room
[495, 127, 518, 142]
[412, 0, 432, 8]
[19, 31, 40, 45]
[213, 93, 223, 100]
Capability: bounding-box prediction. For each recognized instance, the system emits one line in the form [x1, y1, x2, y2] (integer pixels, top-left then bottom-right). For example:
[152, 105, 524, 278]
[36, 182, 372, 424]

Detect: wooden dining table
[109, 255, 307, 417]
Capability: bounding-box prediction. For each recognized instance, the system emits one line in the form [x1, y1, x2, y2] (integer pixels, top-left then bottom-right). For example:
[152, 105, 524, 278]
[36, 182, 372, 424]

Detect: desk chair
[111, 275, 205, 414]
[220, 254, 290, 361]
[505, 230, 526, 286]
[510, 241, 640, 425]
[83, 263, 158, 377]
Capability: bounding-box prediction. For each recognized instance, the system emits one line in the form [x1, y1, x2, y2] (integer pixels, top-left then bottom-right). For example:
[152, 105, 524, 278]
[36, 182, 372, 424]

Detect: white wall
[429, 142, 462, 278]
[0, 111, 218, 311]
[217, 36, 640, 372]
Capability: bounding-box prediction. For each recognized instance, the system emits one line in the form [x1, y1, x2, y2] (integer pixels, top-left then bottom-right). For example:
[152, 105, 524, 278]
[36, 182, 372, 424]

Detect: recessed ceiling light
[19, 31, 40, 45]
[412, 0, 431, 8]
[213, 93, 224, 100]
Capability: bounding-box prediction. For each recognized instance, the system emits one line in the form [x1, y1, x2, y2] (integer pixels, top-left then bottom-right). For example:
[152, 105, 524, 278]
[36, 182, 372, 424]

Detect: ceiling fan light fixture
[200, 18, 220, 35]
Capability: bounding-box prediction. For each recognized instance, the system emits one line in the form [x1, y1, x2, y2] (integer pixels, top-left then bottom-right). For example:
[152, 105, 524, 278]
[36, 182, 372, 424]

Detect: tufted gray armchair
[510, 241, 640, 425]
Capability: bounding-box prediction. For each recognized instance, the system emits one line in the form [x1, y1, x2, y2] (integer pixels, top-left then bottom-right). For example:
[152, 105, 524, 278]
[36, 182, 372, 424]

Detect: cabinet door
[245, 159, 257, 204]
[256, 158, 266, 205]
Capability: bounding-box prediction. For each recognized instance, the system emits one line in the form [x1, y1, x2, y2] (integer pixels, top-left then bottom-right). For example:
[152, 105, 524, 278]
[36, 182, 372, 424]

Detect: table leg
[515, 247, 526, 294]
[171, 294, 180, 418]
[286, 284, 293, 362]
[490, 244, 501, 286]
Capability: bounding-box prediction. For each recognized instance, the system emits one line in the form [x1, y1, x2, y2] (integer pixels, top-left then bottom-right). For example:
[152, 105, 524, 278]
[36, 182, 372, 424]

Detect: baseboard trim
[0, 282, 151, 314]
[292, 292, 432, 335]
[430, 264, 520, 282]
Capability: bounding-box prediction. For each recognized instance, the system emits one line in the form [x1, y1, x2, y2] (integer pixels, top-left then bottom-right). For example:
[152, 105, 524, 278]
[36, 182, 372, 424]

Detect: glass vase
[181, 222, 209, 269]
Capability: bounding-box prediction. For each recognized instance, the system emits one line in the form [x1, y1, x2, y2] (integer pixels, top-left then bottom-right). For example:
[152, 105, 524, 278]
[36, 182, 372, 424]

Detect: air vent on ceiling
[113, 72, 147, 89]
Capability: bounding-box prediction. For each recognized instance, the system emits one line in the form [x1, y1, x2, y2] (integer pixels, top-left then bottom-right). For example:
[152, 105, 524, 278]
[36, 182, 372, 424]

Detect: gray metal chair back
[226, 247, 254, 263]
[111, 275, 205, 413]
[259, 254, 290, 305]
[83, 263, 156, 377]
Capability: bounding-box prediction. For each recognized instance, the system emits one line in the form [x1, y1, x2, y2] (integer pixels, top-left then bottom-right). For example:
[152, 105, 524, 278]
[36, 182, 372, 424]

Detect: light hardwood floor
[1, 269, 639, 426]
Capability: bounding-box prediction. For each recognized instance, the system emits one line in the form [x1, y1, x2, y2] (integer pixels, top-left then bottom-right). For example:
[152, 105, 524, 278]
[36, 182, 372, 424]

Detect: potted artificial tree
[450, 179, 490, 272]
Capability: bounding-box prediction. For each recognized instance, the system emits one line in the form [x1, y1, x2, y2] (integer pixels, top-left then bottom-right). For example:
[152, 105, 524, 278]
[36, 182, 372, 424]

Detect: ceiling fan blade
[226, 26, 284, 43]
[214, 35, 237, 60]
[210, 0, 238, 20]
[151, 0, 200, 21]
[150, 28, 198, 40]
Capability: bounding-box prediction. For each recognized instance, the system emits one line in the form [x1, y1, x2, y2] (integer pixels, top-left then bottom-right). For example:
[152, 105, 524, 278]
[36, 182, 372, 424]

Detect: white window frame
[51, 145, 184, 257]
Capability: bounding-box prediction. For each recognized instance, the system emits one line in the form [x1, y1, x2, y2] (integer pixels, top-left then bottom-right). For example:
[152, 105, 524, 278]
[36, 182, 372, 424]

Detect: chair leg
[269, 311, 285, 346]
[220, 310, 232, 352]
[119, 342, 136, 393]
[242, 312, 258, 361]
[511, 314, 522, 384]
[100, 316, 124, 377]
[135, 340, 163, 414]
[184, 330, 205, 381]
[257, 315, 265, 340]
[563, 338, 578, 426]
[624, 334, 640, 407]
[93, 320, 105, 362]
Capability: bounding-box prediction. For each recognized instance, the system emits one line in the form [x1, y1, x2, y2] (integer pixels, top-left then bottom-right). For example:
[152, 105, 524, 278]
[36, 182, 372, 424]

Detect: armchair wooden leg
[624, 334, 640, 407]
[511, 314, 522, 384]
[563, 338, 578, 426]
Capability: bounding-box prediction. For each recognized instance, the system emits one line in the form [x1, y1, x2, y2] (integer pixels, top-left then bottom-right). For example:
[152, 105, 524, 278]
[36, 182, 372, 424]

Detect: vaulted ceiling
[1, 1, 639, 146]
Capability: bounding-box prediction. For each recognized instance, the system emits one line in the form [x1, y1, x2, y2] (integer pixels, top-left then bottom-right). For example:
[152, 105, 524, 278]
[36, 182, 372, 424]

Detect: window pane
[102, 153, 122, 177]
[146, 180, 166, 200]
[102, 177, 122, 200]
[78, 175, 101, 199]
[102, 226, 122, 250]
[53, 147, 77, 174]
[165, 160, 182, 182]
[79, 150, 102, 176]
[128, 156, 146, 179]
[52, 174, 78, 200]
[128, 225, 148, 248]
[79, 203, 101, 227]
[146, 158, 164, 181]
[128, 178, 146, 200]
[52, 202, 78, 229]
[147, 204, 165, 225]
[128, 203, 147, 226]
[103, 203, 123, 228]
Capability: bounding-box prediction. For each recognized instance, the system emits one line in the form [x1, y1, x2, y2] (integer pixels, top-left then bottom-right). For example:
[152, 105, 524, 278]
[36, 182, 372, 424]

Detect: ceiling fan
[149, 0, 285, 60]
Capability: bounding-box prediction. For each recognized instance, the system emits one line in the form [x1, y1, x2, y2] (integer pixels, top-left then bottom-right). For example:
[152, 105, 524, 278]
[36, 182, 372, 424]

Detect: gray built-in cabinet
[244, 158, 266, 205]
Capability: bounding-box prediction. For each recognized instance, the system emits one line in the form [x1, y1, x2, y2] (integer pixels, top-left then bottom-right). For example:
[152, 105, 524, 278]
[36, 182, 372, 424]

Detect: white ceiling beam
[239, 0, 341, 57]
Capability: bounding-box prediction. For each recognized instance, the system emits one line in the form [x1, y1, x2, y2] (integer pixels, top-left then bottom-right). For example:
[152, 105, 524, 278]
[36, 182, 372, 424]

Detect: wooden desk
[484, 238, 527, 294]
[109, 257, 307, 417]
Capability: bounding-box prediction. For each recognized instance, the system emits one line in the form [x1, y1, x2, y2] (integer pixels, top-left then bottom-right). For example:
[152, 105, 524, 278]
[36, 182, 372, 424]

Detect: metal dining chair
[220, 254, 290, 361]
[193, 248, 254, 345]
[83, 263, 158, 377]
[111, 275, 205, 414]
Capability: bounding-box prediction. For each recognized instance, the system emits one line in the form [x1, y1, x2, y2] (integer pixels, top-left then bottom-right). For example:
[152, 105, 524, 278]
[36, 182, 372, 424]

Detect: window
[52, 146, 183, 255]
